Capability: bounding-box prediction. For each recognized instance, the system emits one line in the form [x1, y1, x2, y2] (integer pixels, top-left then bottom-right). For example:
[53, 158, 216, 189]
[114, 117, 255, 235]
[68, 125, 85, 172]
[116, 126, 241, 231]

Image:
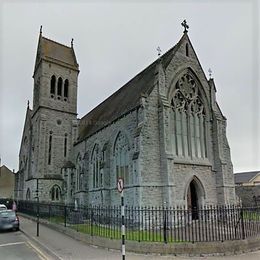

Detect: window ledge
[174, 158, 212, 167]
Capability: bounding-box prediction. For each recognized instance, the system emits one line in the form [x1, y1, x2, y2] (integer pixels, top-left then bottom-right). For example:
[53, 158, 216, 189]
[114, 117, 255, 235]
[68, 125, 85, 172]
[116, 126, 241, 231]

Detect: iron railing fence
[17, 201, 260, 243]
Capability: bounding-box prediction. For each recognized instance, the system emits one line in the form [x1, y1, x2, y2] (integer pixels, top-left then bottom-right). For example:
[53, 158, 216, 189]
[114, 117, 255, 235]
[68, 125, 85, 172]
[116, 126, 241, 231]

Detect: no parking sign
[117, 177, 124, 193]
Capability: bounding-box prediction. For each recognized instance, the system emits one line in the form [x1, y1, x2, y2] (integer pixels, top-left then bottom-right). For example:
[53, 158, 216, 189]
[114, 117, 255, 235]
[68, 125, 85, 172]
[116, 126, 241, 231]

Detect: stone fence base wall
[20, 213, 260, 256]
[236, 186, 260, 206]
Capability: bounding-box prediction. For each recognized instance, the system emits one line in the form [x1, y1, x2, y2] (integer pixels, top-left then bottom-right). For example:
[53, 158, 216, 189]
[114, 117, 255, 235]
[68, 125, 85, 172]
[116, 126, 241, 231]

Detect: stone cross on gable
[181, 20, 189, 33]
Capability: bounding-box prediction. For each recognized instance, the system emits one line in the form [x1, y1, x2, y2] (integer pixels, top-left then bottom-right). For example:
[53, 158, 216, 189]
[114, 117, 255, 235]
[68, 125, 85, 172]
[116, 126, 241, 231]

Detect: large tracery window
[114, 132, 130, 185]
[171, 73, 207, 159]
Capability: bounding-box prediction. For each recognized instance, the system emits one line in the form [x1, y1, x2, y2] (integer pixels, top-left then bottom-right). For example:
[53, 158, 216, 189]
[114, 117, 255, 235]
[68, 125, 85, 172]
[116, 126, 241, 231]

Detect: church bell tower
[28, 27, 79, 201]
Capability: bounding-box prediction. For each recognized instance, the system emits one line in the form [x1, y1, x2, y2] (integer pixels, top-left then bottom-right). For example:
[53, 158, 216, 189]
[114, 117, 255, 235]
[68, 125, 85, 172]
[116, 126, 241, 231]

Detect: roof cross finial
[40, 25, 42, 35]
[208, 68, 213, 79]
[181, 19, 189, 33]
[157, 46, 162, 57]
[71, 38, 74, 47]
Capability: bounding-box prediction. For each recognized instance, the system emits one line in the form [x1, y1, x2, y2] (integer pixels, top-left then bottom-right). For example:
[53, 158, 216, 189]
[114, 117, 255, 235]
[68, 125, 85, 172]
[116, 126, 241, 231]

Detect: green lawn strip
[243, 211, 260, 221]
[49, 216, 65, 224]
[68, 223, 184, 242]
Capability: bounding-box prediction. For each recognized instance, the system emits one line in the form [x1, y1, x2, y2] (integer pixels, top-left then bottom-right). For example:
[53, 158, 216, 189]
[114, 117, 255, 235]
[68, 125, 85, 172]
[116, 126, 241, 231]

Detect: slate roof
[77, 34, 186, 143]
[34, 34, 78, 74]
[234, 171, 260, 184]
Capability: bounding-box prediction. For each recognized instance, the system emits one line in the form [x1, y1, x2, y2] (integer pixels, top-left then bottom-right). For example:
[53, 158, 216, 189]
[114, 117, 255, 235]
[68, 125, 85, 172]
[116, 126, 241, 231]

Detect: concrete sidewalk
[19, 215, 260, 260]
[19, 216, 123, 260]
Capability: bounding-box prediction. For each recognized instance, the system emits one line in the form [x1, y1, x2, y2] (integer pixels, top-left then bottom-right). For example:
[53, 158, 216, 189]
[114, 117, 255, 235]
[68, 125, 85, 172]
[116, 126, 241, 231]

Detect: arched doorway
[187, 179, 200, 220]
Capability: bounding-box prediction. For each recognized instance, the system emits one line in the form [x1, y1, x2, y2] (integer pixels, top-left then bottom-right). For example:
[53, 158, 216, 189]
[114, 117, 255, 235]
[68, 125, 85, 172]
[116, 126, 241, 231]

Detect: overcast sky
[0, 0, 259, 173]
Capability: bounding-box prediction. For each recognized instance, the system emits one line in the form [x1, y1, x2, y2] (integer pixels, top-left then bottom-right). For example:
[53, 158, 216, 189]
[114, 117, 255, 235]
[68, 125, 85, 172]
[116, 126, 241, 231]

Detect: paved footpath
[20, 216, 260, 260]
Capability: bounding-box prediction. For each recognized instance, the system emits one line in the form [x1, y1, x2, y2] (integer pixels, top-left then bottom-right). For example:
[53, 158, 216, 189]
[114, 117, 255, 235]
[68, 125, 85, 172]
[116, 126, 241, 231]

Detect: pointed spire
[71, 38, 74, 48]
[40, 25, 42, 36]
[27, 100, 30, 109]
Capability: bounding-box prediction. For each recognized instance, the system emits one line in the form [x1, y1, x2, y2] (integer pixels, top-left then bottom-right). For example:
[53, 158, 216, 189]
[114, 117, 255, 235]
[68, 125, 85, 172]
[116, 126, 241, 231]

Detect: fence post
[64, 205, 67, 227]
[91, 206, 93, 236]
[36, 178, 40, 237]
[163, 205, 167, 244]
[240, 207, 245, 239]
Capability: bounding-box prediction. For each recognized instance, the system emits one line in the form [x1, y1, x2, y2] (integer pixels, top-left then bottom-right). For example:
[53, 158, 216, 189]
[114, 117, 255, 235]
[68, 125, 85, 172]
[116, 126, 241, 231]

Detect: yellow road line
[26, 240, 49, 260]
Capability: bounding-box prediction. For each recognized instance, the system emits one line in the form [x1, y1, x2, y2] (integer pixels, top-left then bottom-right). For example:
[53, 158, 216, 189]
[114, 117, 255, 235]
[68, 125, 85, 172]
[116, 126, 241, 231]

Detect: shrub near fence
[17, 201, 260, 243]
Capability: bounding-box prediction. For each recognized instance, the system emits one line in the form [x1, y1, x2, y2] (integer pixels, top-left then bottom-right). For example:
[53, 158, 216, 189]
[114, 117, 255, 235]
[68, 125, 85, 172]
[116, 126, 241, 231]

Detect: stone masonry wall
[72, 109, 141, 206]
[235, 186, 260, 206]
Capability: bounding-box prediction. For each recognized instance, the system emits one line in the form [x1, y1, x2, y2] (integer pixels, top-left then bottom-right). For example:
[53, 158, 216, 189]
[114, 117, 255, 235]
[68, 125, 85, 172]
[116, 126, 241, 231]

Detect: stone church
[16, 23, 236, 209]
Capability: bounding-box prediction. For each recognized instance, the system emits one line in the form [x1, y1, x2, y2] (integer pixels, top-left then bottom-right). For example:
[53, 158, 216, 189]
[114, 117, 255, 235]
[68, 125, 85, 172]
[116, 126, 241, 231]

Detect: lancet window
[91, 145, 101, 188]
[114, 132, 130, 185]
[64, 79, 69, 99]
[76, 153, 84, 191]
[57, 77, 63, 97]
[50, 75, 56, 96]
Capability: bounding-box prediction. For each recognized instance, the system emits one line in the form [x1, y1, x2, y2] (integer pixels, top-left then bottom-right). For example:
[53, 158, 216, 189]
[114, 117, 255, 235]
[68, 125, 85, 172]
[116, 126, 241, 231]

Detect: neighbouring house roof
[77, 33, 187, 143]
[0, 165, 14, 174]
[234, 171, 260, 184]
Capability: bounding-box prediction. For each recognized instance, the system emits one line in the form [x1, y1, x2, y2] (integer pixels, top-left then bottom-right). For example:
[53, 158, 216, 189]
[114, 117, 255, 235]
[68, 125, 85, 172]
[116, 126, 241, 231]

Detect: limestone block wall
[33, 62, 78, 114]
[24, 178, 63, 202]
[139, 87, 164, 206]
[172, 164, 217, 206]
[31, 107, 76, 179]
[72, 109, 141, 206]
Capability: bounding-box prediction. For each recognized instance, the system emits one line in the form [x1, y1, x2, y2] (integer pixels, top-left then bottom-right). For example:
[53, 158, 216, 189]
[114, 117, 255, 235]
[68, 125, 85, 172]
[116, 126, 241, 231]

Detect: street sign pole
[121, 189, 125, 260]
[36, 178, 39, 237]
[117, 178, 125, 260]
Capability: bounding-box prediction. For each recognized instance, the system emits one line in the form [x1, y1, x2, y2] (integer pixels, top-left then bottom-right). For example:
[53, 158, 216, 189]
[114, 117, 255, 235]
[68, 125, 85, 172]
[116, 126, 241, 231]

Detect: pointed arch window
[50, 75, 56, 96]
[50, 185, 61, 201]
[76, 153, 84, 191]
[26, 188, 31, 200]
[57, 77, 63, 98]
[64, 79, 69, 99]
[114, 132, 130, 185]
[64, 134, 67, 158]
[171, 73, 207, 159]
[48, 132, 53, 165]
[91, 145, 101, 188]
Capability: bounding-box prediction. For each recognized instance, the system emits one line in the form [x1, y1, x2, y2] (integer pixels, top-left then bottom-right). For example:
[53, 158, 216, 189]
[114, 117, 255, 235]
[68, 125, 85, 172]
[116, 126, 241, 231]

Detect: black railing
[17, 201, 260, 243]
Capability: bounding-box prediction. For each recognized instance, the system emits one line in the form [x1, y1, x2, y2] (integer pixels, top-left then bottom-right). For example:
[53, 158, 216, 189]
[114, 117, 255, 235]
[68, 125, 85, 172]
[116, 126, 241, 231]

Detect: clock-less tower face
[32, 35, 79, 115]
[33, 62, 78, 115]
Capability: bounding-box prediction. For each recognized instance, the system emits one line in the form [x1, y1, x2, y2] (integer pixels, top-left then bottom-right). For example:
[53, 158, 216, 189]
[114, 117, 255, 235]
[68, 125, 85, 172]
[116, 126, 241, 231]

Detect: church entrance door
[187, 180, 199, 220]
